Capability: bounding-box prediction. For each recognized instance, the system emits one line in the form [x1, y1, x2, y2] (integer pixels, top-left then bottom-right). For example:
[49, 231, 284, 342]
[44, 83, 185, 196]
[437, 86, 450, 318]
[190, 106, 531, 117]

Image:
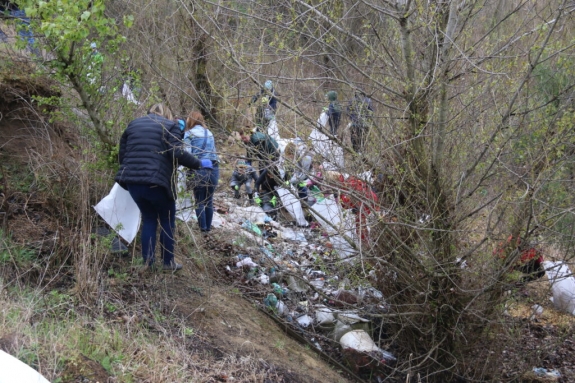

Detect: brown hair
[148, 103, 173, 120]
[186, 111, 205, 130]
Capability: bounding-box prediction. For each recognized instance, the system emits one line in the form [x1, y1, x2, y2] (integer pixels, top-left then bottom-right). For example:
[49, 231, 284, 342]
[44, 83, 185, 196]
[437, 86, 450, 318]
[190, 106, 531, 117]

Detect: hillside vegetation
[1, 0, 575, 382]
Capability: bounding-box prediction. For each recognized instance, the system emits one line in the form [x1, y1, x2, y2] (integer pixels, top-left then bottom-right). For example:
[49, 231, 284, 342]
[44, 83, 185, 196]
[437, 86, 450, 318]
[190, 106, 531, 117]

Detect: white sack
[543, 261, 575, 316]
[310, 197, 357, 259]
[94, 183, 140, 244]
[267, 119, 280, 141]
[276, 187, 308, 227]
[340, 330, 379, 352]
[0, 350, 50, 383]
[310, 112, 345, 170]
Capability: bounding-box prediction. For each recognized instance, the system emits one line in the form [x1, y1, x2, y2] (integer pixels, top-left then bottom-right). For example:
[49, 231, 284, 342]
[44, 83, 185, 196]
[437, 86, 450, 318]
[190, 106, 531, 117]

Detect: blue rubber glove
[200, 159, 213, 169]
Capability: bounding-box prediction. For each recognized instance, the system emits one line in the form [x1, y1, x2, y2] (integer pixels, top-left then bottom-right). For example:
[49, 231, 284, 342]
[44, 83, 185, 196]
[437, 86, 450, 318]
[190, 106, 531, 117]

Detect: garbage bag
[543, 261, 575, 315]
[310, 112, 345, 170]
[267, 119, 280, 141]
[94, 183, 140, 244]
[0, 350, 50, 383]
[310, 197, 356, 259]
[340, 330, 378, 352]
[276, 187, 308, 227]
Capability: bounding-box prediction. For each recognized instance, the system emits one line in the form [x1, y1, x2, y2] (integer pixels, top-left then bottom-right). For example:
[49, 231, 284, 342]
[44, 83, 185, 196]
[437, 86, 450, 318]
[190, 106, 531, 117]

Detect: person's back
[251, 131, 279, 158]
[117, 113, 195, 199]
[347, 92, 373, 152]
[184, 123, 219, 163]
[325, 91, 342, 136]
[348, 93, 373, 126]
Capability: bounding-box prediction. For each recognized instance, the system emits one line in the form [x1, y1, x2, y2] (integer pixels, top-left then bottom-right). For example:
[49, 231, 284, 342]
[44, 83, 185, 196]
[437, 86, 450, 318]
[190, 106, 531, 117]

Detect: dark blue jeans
[127, 184, 176, 266]
[297, 184, 308, 200]
[190, 165, 219, 231]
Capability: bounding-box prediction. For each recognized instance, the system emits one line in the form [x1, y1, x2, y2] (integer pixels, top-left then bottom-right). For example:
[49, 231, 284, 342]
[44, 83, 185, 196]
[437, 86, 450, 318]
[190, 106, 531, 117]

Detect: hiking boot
[163, 261, 183, 272]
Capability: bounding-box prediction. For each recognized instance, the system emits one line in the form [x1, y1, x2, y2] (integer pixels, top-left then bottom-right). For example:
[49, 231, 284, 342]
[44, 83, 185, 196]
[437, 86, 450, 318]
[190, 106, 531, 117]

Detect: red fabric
[493, 235, 543, 266]
[336, 174, 378, 242]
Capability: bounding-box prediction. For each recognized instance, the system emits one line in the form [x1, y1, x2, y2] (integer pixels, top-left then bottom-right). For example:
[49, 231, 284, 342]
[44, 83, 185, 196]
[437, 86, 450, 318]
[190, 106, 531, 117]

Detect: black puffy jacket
[115, 113, 201, 200]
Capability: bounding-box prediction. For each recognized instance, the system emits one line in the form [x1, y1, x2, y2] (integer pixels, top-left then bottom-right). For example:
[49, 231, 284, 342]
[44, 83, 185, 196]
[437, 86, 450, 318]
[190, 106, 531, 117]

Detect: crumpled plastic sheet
[94, 183, 141, 244]
[0, 350, 50, 383]
[543, 261, 575, 316]
[310, 197, 357, 259]
[310, 112, 345, 171]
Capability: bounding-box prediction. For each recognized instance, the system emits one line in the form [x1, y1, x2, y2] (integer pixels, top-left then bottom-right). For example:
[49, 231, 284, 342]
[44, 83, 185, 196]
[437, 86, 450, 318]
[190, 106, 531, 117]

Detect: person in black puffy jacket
[115, 103, 203, 272]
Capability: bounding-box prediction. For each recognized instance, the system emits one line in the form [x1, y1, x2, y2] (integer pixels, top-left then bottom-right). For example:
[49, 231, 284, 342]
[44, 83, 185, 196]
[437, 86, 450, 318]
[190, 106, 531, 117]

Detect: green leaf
[80, 11, 91, 21]
[123, 15, 134, 28]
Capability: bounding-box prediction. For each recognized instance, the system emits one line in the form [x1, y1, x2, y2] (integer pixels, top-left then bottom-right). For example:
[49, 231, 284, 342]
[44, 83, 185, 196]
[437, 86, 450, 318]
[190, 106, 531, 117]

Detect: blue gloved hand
[200, 159, 213, 169]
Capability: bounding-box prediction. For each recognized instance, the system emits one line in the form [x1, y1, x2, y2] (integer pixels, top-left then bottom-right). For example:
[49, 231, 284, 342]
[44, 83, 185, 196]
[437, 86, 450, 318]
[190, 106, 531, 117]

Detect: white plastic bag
[310, 112, 345, 170]
[340, 330, 378, 352]
[267, 119, 280, 141]
[543, 261, 575, 316]
[121, 82, 140, 105]
[276, 187, 308, 227]
[0, 350, 50, 383]
[310, 197, 357, 259]
[94, 183, 140, 244]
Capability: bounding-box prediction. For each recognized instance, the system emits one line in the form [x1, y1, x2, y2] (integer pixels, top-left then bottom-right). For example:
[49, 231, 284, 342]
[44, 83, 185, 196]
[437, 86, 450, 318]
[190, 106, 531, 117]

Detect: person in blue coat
[115, 103, 204, 271]
[184, 110, 220, 233]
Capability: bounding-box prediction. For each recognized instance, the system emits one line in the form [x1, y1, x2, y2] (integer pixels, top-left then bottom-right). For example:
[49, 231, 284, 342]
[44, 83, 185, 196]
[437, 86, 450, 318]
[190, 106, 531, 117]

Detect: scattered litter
[286, 275, 308, 293]
[276, 300, 288, 316]
[331, 320, 353, 342]
[532, 367, 560, 378]
[236, 257, 258, 268]
[315, 306, 335, 326]
[272, 283, 286, 296]
[337, 312, 370, 324]
[229, 206, 268, 225]
[530, 304, 543, 316]
[242, 220, 262, 236]
[280, 227, 307, 243]
[310, 279, 325, 289]
[264, 293, 278, 308]
[296, 314, 313, 327]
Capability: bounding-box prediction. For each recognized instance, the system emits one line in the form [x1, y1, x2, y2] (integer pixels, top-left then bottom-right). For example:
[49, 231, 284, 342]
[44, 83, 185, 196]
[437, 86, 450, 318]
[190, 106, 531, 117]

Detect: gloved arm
[253, 192, 262, 205]
[166, 121, 201, 170]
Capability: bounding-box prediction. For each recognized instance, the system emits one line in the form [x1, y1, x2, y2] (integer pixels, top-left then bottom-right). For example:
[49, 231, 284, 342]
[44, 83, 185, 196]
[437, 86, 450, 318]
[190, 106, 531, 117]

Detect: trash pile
[211, 192, 396, 380]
